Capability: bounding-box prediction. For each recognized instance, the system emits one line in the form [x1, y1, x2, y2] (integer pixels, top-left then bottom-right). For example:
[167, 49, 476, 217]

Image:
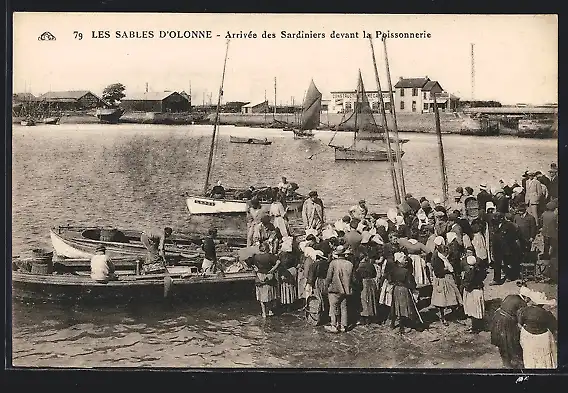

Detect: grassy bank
[213, 112, 465, 133]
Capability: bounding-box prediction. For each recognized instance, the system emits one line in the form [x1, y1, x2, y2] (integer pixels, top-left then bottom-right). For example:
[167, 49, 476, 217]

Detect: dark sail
[337, 71, 386, 141]
[300, 80, 322, 130]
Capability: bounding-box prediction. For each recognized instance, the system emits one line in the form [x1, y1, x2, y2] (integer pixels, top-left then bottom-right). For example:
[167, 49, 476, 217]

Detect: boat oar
[162, 256, 173, 298]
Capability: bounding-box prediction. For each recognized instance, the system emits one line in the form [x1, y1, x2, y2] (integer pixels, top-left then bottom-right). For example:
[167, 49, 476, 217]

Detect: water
[11, 124, 557, 367]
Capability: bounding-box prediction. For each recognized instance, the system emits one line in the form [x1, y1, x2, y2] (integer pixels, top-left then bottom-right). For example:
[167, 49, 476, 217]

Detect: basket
[32, 248, 53, 262]
[31, 260, 53, 275]
[100, 228, 118, 242]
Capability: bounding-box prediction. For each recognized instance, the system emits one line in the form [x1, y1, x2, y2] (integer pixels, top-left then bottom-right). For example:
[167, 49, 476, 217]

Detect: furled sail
[300, 80, 322, 130]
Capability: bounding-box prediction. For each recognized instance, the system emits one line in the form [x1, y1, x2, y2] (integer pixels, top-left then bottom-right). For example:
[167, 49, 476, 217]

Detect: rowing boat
[49, 225, 246, 262]
[12, 267, 256, 304]
[229, 136, 272, 145]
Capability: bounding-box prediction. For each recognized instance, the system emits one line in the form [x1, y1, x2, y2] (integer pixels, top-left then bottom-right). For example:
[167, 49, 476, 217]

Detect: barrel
[100, 228, 118, 242]
[30, 248, 53, 274]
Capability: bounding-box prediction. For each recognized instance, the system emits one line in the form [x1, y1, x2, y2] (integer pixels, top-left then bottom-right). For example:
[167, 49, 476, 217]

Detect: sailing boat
[185, 41, 305, 216]
[40, 96, 61, 125]
[292, 80, 322, 139]
[329, 71, 404, 161]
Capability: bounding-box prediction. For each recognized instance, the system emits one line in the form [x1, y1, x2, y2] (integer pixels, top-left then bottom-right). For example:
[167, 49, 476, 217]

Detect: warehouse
[39, 90, 106, 110]
[121, 91, 191, 112]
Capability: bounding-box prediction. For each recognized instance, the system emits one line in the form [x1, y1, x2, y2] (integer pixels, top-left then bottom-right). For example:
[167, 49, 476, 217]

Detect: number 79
[73, 31, 83, 40]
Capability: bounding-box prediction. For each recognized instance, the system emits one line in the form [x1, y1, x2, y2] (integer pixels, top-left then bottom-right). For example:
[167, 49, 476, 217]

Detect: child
[470, 220, 489, 270]
[462, 255, 487, 333]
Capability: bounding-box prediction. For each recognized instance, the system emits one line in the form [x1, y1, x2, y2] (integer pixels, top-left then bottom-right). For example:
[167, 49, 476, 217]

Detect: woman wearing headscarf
[277, 247, 299, 312]
[462, 255, 487, 334]
[297, 235, 318, 301]
[249, 242, 280, 318]
[446, 231, 463, 290]
[389, 251, 423, 334]
[377, 244, 395, 324]
[269, 192, 291, 238]
[306, 251, 330, 321]
[411, 208, 433, 245]
[518, 290, 557, 369]
[490, 285, 530, 368]
[354, 253, 377, 325]
[430, 236, 463, 326]
[396, 236, 431, 289]
[247, 197, 265, 247]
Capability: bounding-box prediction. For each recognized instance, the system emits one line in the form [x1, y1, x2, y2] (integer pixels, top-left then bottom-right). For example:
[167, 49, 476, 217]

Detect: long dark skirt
[392, 285, 421, 322]
[360, 279, 378, 317]
[490, 308, 523, 368]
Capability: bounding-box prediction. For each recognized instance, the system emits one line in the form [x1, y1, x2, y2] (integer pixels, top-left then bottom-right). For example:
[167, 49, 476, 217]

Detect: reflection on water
[11, 124, 557, 367]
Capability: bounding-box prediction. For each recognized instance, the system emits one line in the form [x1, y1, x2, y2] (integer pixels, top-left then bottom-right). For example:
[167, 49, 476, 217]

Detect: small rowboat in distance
[49, 225, 246, 263]
[230, 136, 272, 145]
[41, 116, 61, 125]
[12, 266, 256, 304]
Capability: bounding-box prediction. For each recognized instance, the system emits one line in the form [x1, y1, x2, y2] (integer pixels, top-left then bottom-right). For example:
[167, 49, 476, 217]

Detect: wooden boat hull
[95, 108, 124, 124]
[334, 147, 404, 162]
[293, 130, 314, 138]
[49, 226, 245, 262]
[20, 120, 35, 126]
[459, 117, 500, 136]
[12, 270, 256, 304]
[186, 196, 303, 216]
[229, 136, 272, 145]
[42, 116, 60, 125]
[517, 119, 555, 138]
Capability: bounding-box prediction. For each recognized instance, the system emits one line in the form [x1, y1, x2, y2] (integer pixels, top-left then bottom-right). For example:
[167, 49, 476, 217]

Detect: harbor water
[11, 124, 557, 367]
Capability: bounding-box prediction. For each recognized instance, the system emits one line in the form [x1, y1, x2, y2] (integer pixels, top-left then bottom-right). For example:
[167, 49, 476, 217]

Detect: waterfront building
[241, 100, 269, 114]
[121, 91, 191, 112]
[329, 90, 392, 114]
[39, 90, 106, 111]
[394, 77, 460, 113]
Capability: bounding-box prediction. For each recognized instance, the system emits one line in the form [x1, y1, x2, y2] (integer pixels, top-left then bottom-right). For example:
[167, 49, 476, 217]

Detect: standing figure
[548, 163, 558, 202]
[302, 191, 324, 234]
[390, 252, 423, 334]
[518, 290, 557, 369]
[524, 172, 545, 224]
[355, 255, 377, 325]
[540, 200, 558, 260]
[277, 250, 299, 311]
[462, 256, 487, 333]
[430, 237, 463, 326]
[349, 199, 368, 221]
[492, 212, 522, 283]
[140, 226, 172, 274]
[277, 176, 293, 197]
[324, 245, 353, 333]
[490, 286, 530, 368]
[513, 202, 537, 263]
[247, 197, 265, 247]
[201, 228, 218, 274]
[249, 242, 280, 318]
[269, 193, 291, 237]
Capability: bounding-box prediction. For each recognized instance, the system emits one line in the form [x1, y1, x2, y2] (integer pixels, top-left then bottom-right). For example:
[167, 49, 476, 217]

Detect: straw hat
[434, 236, 445, 246]
[361, 231, 372, 244]
[486, 201, 496, 212]
[466, 255, 477, 266]
[371, 235, 384, 245]
[519, 286, 532, 300]
[394, 252, 406, 264]
[446, 232, 457, 244]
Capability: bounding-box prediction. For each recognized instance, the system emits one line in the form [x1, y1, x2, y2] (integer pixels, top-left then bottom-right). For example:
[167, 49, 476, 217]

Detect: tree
[102, 83, 126, 107]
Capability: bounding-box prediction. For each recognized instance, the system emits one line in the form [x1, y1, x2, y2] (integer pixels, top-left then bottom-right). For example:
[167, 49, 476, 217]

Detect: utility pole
[433, 91, 449, 204]
[274, 77, 277, 120]
[471, 43, 475, 101]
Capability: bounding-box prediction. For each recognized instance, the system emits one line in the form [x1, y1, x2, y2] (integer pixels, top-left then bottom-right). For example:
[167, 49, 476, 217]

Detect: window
[400, 88, 405, 97]
[412, 88, 418, 96]
[345, 102, 352, 112]
[423, 92, 427, 99]
[400, 101, 405, 110]
[424, 103, 429, 111]
[412, 101, 416, 112]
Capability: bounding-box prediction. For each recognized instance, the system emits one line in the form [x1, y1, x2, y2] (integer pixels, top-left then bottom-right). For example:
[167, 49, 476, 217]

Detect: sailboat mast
[203, 39, 230, 195]
[353, 74, 359, 146]
[433, 92, 449, 204]
[383, 37, 406, 197]
[369, 37, 400, 205]
[274, 77, 277, 120]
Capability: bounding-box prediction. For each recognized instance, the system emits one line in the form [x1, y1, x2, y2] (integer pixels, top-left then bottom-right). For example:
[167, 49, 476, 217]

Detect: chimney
[425, 75, 429, 80]
[399, 76, 403, 81]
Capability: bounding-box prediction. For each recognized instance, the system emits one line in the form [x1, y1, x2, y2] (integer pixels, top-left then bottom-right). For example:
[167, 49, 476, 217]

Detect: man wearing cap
[525, 172, 544, 224]
[513, 202, 537, 263]
[548, 163, 558, 202]
[491, 212, 521, 284]
[302, 191, 324, 233]
[477, 184, 492, 214]
[201, 228, 218, 274]
[324, 245, 354, 333]
[90, 245, 118, 283]
[349, 199, 368, 221]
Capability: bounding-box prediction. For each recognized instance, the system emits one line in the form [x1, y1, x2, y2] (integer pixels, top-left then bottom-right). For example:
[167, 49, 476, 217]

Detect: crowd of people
[240, 163, 558, 369]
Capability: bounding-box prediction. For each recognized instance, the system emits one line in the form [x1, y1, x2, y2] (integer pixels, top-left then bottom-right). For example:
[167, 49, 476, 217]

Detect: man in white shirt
[90, 245, 118, 283]
[277, 176, 293, 197]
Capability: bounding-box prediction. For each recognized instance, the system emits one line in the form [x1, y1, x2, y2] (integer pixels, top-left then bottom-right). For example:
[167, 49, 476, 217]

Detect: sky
[13, 13, 558, 106]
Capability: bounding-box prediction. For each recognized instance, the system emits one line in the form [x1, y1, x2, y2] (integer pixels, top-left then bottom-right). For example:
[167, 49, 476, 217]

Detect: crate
[31, 260, 53, 275]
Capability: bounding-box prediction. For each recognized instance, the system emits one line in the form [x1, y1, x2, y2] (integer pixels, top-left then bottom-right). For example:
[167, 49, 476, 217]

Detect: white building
[329, 90, 392, 114]
[394, 77, 459, 113]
